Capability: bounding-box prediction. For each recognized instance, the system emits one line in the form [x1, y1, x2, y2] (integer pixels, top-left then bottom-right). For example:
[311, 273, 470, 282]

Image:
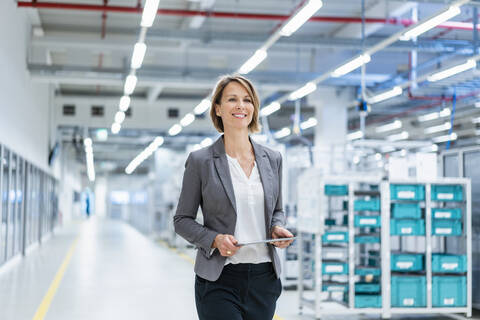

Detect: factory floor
[0, 217, 478, 320]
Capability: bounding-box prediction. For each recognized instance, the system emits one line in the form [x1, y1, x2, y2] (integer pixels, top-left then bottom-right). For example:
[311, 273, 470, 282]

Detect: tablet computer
[236, 237, 297, 246]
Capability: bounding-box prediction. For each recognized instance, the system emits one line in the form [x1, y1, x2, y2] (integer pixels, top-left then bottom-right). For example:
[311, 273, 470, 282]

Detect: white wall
[0, 1, 52, 173]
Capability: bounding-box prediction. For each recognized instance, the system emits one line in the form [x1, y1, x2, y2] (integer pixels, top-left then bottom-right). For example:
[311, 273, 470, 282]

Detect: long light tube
[400, 5, 461, 41]
[124, 75, 137, 95]
[194, 99, 211, 115]
[131, 42, 147, 69]
[300, 117, 318, 130]
[387, 131, 409, 141]
[432, 132, 457, 143]
[274, 127, 291, 139]
[280, 0, 323, 37]
[238, 50, 267, 74]
[260, 102, 281, 117]
[111, 122, 121, 134]
[168, 124, 182, 136]
[141, 0, 160, 27]
[84, 138, 95, 182]
[126, 136, 164, 174]
[115, 111, 126, 124]
[375, 120, 402, 133]
[424, 122, 452, 134]
[289, 82, 317, 101]
[428, 59, 476, 82]
[180, 113, 195, 127]
[332, 54, 371, 77]
[368, 86, 402, 104]
[119, 95, 131, 111]
[347, 131, 364, 141]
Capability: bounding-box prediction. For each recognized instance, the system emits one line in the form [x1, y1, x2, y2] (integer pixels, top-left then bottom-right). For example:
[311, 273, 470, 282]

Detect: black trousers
[195, 262, 282, 320]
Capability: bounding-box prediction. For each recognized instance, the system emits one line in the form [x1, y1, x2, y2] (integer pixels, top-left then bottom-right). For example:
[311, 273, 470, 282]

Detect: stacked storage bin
[353, 188, 382, 308]
[322, 185, 350, 303]
[431, 184, 466, 307]
[390, 184, 426, 307]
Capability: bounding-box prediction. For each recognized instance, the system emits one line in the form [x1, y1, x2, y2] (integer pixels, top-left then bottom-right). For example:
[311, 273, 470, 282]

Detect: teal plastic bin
[431, 184, 463, 202]
[390, 184, 425, 201]
[391, 253, 424, 272]
[432, 276, 466, 307]
[355, 266, 381, 276]
[355, 234, 380, 243]
[355, 283, 381, 293]
[322, 282, 348, 292]
[323, 262, 348, 275]
[354, 215, 381, 227]
[325, 218, 336, 226]
[392, 203, 422, 219]
[355, 294, 382, 308]
[354, 199, 380, 211]
[432, 254, 467, 273]
[325, 184, 348, 196]
[390, 219, 425, 236]
[432, 219, 462, 236]
[432, 208, 462, 219]
[322, 231, 348, 243]
[391, 276, 426, 307]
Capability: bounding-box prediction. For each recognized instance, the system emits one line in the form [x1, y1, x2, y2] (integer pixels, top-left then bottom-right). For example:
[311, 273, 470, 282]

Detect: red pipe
[15, 1, 480, 31]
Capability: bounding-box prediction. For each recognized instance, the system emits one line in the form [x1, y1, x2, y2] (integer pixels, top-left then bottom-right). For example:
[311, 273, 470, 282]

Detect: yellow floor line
[157, 239, 284, 319]
[32, 237, 79, 320]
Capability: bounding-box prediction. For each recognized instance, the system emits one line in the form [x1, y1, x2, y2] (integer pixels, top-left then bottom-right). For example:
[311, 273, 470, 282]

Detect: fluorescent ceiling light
[300, 117, 318, 130]
[152, 136, 164, 148]
[238, 49, 267, 74]
[439, 107, 451, 117]
[375, 153, 382, 161]
[400, 5, 461, 41]
[418, 111, 439, 122]
[124, 75, 137, 95]
[274, 127, 291, 139]
[194, 99, 211, 115]
[84, 137, 92, 147]
[428, 59, 476, 82]
[115, 111, 126, 124]
[111, 122, 121, 134]
[387, 131, 409, 141]
[131, 42, 147, 69]
[200, 137, 213, 147]
[141, 0, 160, 27]
[347, 130, 364, 141]
[424, 122, 451, 134]
[168, 124, 182, 136]
[180, 113, 195, 127]
[289, 82, 317, 100]
[96, 129, 108, 141]
[119, 96, 131, 112]
[381, 146, 396, 153]
[432, 132, 457, 143]
[331, 54, 371, 78]
[375, 120, 402, 133]
[280, 0, 323, 37]
[260, 102, 280, 117]
[419, 144, 439, 153]
[368, 86, 402, 104]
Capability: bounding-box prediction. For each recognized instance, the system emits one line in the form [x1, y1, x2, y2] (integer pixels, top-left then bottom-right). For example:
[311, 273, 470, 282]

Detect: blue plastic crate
[355, 267, 381, 276]
[325, 184, 348, 196]
[431, 184, 463, 202]
[354, 199, 380, 211]
[433, 276, 466, 307]
[391, 253, 424, 272]
[355, 283, 381, 293]
[323, 262, 348, 275]
[355, 235, 380, 243]
[390, 184, 425, 201]
[392, 203, 422, 219]
[391, 276, 426, 307]
[432, 208, 462, 220]
[322, 231, 348, 243]
[355, 295, 382, 308]
[432, 219, 462, 236]
[390, 219, 425, 236]
[432, 254, 467, 273]
[354, 215, 381, 227]
[322, 282, 348, 292]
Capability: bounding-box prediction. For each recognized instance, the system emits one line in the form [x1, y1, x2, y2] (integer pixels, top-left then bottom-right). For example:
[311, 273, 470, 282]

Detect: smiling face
[215, 81, 255, 133]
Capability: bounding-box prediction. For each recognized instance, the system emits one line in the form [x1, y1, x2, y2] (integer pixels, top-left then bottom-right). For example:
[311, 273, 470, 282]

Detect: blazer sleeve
[173, 153, 219, 259]
[270, 152, 286, 230]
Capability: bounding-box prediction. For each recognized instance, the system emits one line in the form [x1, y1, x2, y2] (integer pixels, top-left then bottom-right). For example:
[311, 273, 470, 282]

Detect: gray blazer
[173, 135, 286, 281]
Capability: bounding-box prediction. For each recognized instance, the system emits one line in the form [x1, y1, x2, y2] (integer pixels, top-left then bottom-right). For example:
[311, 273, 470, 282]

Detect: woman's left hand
[271, 226, 294, 248]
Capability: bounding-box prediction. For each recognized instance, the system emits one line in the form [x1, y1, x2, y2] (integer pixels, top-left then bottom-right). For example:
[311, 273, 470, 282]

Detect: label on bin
[325, 265, 343, 272]
[403, 298, 414, 306]
[444, 298, 455, 305]
[396, 261, 413, 269]
[437, 193, 454, 200]
[401, 227, 413, 234]
[435, 212, 451, 218]
[327, 286, 344, 291]
[327, 234, 345, 241]
[435, 228, 452, 234]
[325, 252, 344, 259]
[360, 218, 377, 225]
[442, 263, 458, 270]
[398, 191, 415, 199]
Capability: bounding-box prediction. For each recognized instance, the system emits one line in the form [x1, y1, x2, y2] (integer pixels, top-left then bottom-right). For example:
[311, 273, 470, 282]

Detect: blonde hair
[209, 74, 261, 133]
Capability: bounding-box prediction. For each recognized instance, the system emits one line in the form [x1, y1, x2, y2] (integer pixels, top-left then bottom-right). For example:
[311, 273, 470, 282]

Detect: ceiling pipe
[16, 1, 480, 31]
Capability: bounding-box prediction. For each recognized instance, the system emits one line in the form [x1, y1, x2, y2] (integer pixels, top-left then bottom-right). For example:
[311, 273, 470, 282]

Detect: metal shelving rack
[297, 172, 472, 319]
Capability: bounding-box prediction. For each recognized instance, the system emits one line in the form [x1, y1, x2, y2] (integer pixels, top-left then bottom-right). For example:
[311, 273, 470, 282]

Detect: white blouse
[224, 154, 271, 265]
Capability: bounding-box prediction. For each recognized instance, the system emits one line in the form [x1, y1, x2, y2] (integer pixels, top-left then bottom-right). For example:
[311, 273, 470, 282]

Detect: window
[63, 105, 75, 116]
[168, 108, 179, 118]
[91, 105, 104, 117]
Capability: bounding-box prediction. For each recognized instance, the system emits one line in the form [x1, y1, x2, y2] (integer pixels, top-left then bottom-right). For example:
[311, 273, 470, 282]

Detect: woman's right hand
[213, 234, 239, 257]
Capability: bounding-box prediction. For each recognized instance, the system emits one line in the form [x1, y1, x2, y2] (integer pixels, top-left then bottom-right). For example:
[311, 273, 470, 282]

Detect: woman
[173, 74, 293, 320]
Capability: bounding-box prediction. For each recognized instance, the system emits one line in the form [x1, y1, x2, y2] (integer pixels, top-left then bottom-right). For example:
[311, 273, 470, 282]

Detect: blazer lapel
[212, 136, 237, 213]
[251, 138, 274, 226]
